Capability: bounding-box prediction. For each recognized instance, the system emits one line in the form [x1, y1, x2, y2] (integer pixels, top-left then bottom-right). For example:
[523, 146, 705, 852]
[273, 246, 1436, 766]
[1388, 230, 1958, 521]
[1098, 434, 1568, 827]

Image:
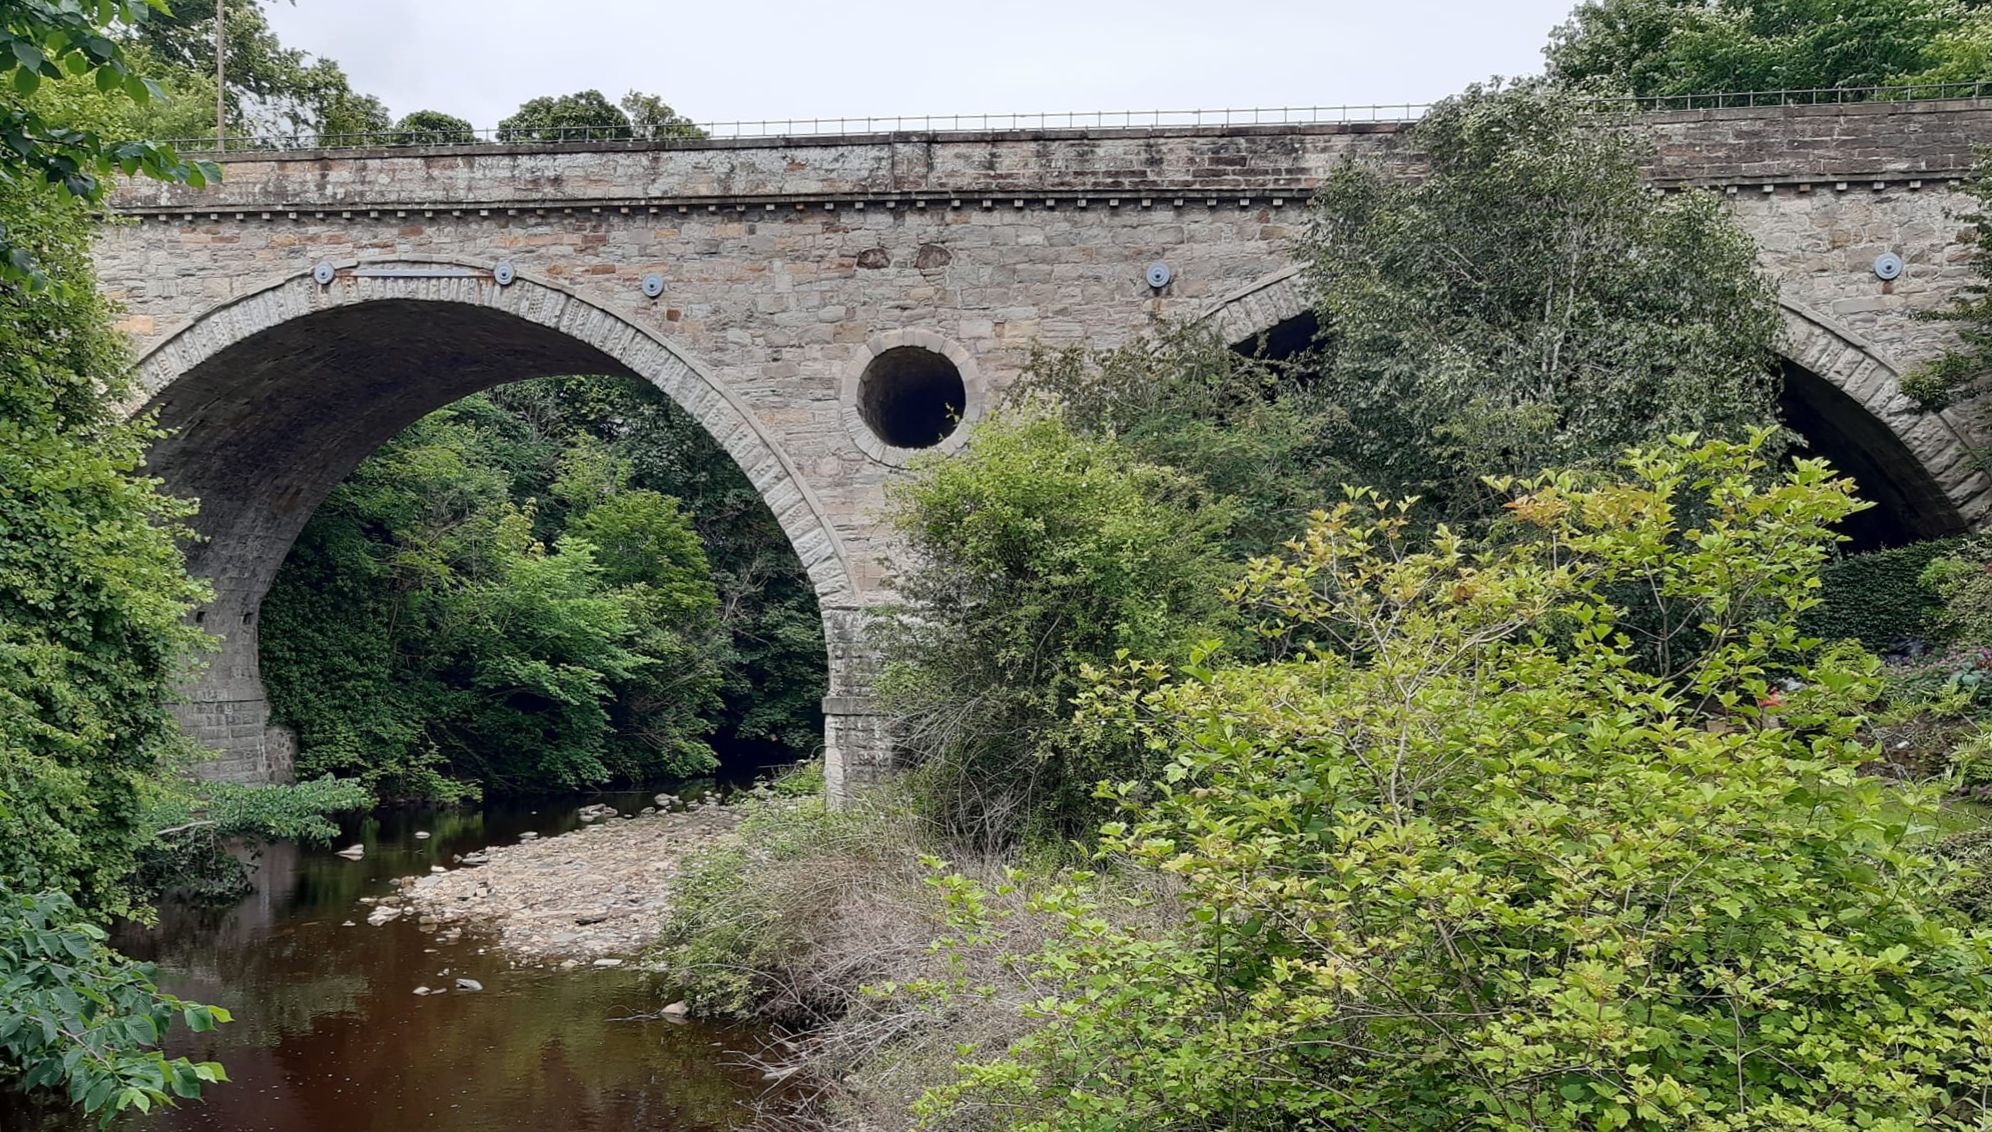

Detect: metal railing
[157, 82, 1992, 156]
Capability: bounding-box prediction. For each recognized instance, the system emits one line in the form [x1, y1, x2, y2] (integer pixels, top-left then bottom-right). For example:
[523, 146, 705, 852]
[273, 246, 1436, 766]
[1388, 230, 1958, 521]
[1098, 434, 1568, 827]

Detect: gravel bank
[367, 802, 741, 962]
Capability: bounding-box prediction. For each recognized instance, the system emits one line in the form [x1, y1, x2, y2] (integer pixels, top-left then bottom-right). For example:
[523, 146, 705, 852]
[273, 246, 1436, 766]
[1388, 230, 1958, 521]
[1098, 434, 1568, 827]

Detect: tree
[1545, 0, 1992, 96]
[394, 108, 475, 146]
[1299, 82, 1782, 523]
[120, 0, 383, 139]
[259, 391, 729, 797]
[618, 90, 704, 140]
[1012, 325, 1349, 560]
[497, 89, 632, 142]
[0, 0, 216, 282]
[874, 408, 1239, 843]
[920, 434, 1992, 1132]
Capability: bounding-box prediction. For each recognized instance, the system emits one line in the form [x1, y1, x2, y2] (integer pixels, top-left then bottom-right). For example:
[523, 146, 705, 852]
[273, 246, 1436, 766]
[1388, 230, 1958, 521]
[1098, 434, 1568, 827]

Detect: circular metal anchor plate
[1144, 261, 1173, 289]
[1873, 252, 1904, 281]
[492, 261, 516, 286]
[311, 261, 335, 285]
[641, 273, 666, 299]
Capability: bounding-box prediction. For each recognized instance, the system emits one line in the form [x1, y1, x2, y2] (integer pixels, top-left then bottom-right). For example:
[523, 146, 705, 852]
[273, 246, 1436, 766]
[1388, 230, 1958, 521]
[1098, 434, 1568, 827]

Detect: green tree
[121, 0, 384, 139]
[1300, 82, 1782, 523]
[919, 435, 1992, 1132]
[497, 89, 632, 142]
[259, 394, 728, 797]
[0, 160, 209, 918]
[394, 108, 474, 145]
[482, 375, 828, 759]
[1013, 325, 1349, 559]
[0, 0, 216, 282]
[874, 408, 1238, 843]
[618, 90, 704, 140]
[1545, 0, 1992, 96]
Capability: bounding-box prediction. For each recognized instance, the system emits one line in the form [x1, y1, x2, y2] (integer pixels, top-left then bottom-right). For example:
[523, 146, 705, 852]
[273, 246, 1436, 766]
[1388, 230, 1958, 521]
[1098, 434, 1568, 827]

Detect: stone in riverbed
[414, 831, 431, 839]
[456, 978, 483, 992]
[334, 844, 365, 860]
[592, 958, 624, 968]
[662, 1001, 688, 1017]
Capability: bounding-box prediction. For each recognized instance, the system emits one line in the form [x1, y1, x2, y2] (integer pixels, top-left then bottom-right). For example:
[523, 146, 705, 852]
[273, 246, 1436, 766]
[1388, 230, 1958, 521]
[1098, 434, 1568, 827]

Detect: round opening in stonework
[859, 347, 965, 449]
[842, 331, 983, 466]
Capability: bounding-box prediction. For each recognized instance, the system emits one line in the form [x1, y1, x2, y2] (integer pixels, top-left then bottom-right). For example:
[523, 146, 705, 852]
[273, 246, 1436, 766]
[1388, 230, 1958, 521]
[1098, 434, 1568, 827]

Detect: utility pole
[215, 0, 226, 153]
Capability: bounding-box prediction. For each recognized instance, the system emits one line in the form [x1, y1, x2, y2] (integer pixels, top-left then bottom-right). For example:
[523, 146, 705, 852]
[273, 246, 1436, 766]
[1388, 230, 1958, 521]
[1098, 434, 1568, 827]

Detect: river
[8, 790, 780, 1132]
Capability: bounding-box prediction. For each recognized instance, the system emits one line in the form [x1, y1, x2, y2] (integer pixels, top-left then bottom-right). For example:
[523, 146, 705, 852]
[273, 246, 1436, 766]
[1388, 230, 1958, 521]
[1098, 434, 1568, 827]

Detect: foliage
[0, 0, 216, 283]
[497, 89, 704, 143]
[131, 775, 372, 904]
[1011, 325, 1349, 559]
[476, 375, 827, 759]
[874, 408, 1238, 844]
[1300, 82, 1783, 525]
[260, 398, 729, 797]
[120, 0, 386, 139]
[1800, 536, 1962, 649]
[259, 377, 819, 798]
[916, 434, 1992, 1132]
[0, 887, 228, 1125]
[1545, 0, 1992, 96]
[0, 167, 208, 917]
[1940, 826, 1992, 918]
[394, 108, 473, 145]
[650, 777, 874, 1019]
[1905, 164, 1992, 409]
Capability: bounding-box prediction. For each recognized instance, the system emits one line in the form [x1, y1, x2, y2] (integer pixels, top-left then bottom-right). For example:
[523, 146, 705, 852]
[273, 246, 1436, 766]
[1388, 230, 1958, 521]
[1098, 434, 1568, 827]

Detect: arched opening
[1778, 359, 1967, 551]
[1233, 311, 1321, 363]
[138, 275, 865, 790]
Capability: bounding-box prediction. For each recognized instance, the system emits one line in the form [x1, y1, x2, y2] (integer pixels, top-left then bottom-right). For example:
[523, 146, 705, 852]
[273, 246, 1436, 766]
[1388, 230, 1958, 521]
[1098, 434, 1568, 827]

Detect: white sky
[261, 0, 1579, 130]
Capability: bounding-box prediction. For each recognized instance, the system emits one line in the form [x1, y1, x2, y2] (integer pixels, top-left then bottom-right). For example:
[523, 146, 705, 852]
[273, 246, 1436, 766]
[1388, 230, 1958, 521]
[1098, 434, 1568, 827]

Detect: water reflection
[7, 790, 777, 1132]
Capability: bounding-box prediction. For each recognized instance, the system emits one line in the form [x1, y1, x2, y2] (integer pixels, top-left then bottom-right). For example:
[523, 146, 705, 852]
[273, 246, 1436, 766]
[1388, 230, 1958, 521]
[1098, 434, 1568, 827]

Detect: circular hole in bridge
[858, 346, 966, 450]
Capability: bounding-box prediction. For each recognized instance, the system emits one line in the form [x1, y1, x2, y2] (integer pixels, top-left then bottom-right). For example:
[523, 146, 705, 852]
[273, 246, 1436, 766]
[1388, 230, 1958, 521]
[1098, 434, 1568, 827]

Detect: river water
[10, 790, 779, 1132]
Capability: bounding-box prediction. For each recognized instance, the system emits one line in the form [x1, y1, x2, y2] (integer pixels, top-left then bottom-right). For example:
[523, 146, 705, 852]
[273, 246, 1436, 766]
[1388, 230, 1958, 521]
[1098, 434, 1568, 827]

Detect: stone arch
[1777, 302, 1986, 545]
[134, 258, 880, 796]
[1199, 264, 1314, 355]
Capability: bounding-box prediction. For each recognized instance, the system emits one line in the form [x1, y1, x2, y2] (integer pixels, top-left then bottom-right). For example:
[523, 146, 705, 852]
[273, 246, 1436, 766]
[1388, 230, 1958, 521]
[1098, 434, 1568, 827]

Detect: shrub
[0, 888, 229, 1123]
[873, 408, 1238, 844]
[917, 434, 1992, 1132]
[1800, 536, 1961, 650]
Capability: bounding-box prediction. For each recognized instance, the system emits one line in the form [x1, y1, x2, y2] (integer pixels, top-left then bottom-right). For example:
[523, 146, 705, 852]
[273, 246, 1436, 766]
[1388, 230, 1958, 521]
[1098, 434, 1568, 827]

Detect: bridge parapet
[108, 98, 1992, 220]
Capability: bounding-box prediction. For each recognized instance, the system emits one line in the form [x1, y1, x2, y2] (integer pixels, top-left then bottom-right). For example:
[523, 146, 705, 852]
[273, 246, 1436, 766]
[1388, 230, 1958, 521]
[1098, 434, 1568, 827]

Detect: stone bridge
[95, 97, 1992, 791]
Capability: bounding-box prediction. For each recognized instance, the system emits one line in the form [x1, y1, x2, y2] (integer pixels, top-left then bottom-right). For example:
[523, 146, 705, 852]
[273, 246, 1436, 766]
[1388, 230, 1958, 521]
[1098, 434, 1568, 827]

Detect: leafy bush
[131, 776, 374, 904]
[0, 142, 209, 919]
[874, 408, 1238, 843]
[1545, 0, 1992, 97]
[0, 888, 229, 1124]
[1012, 325, 1348, 559]
[917, 435, 1992, 1132]
[1301, 82, 1782, 523]
[651, 769, 917, 1020]
[1800, 536, 1962, 649]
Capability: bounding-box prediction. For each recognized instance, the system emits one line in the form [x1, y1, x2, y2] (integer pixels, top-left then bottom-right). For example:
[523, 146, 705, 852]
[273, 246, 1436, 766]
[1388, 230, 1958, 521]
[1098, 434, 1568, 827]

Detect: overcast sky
[261, 1, 1580, 131]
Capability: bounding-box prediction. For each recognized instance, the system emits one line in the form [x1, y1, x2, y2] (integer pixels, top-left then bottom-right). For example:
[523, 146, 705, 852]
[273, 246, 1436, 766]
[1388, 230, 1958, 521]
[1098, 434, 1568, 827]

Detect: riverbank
[373, 798, 742, 962]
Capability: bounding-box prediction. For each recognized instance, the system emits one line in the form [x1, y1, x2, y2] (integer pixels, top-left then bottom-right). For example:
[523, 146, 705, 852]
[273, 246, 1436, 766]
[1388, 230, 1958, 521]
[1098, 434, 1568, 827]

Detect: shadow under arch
[133, 259, 873, 791]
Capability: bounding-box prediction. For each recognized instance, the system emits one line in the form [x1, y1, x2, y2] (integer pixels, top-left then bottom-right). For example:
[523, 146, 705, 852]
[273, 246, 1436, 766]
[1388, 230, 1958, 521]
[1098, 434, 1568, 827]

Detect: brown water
[10, 791, 779, 1132]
